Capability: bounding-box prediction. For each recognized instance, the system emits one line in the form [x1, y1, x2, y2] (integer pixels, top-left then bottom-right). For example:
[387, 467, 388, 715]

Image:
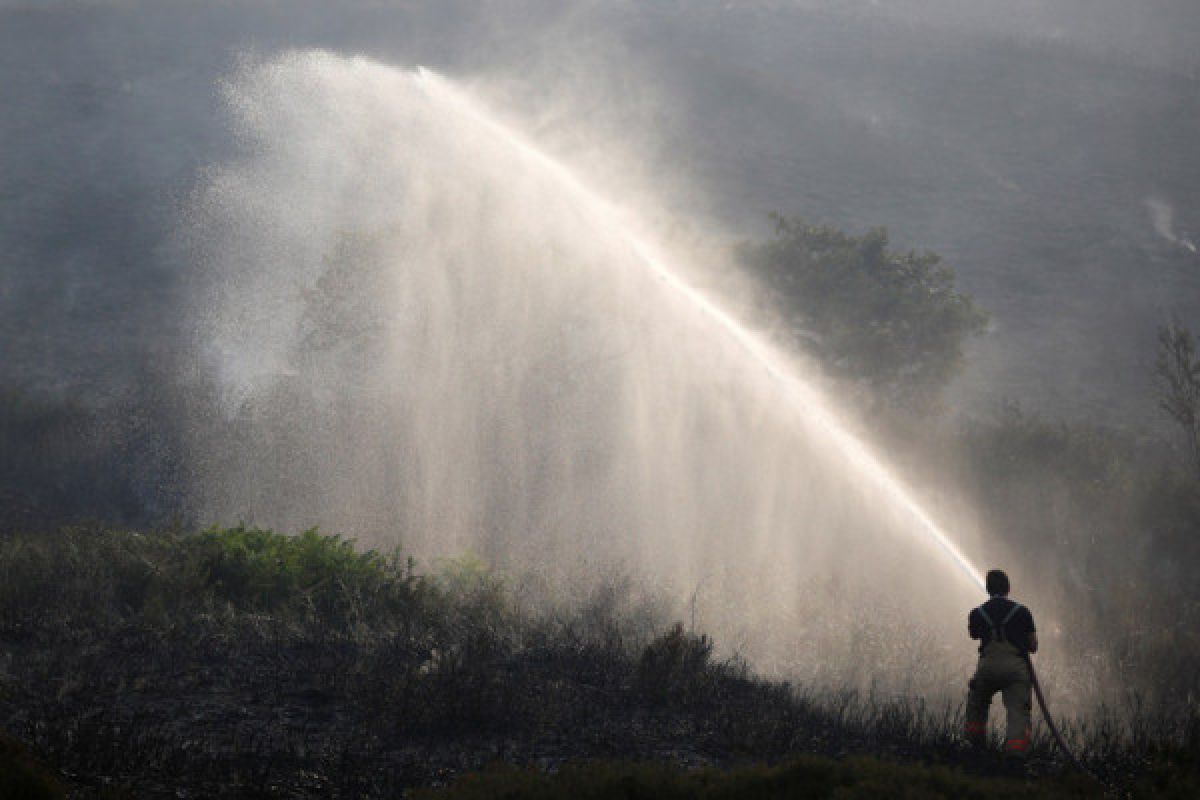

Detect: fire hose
[1024, 653, 1092, 775]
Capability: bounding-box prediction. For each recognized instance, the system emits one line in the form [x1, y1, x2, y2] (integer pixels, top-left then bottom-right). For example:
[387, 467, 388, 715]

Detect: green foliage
[0, 525, 429, 635]
[739, 216, 986, 414]
[193, 525, 415, 617]
[413, 754, 1105, 800]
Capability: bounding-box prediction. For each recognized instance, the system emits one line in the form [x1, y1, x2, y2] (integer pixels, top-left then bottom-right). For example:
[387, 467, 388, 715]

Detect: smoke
[1147, 197, 1198, 253]
[4, 0, 1199, 422]
[813, 0, 1200, 71]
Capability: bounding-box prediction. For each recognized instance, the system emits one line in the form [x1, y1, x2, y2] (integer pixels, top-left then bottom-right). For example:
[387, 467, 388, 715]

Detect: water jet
[187, 51, 988, 686]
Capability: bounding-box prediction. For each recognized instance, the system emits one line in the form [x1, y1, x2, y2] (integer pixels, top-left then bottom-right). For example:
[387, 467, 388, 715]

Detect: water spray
[413, 66, 983, 594]
[201, 54, 1081, 768]
[413, 67, 1092, 771]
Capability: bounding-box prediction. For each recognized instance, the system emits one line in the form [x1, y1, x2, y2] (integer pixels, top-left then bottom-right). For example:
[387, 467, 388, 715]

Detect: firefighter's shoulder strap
[976, 601, 1023, 643]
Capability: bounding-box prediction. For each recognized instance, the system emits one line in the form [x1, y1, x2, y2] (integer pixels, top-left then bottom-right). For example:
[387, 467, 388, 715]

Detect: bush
[637, 623, 714, 705]
[0, 525, 430, 636]
[192, 525, 418, 620]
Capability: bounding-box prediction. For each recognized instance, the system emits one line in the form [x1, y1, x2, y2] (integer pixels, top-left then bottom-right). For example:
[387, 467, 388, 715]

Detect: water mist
[185, 51, 989, 690]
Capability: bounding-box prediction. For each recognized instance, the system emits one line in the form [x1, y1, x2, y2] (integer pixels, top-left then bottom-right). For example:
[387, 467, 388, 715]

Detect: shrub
[637, 623, 714, 704]
[0, 525, 430, 635]
[185, 525, 435, 631]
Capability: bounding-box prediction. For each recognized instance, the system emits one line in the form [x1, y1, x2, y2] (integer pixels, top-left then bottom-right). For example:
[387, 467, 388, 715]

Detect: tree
[1155, 320, 1200, 477]
[738, 216, 986, 415]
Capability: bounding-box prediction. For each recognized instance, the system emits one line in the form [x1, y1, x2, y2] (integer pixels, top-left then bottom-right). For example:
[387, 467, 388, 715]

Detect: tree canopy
[739, 216, 987, 415]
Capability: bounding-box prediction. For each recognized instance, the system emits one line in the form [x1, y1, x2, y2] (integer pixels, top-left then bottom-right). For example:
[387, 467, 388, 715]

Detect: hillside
[1, 525, 1194, 797]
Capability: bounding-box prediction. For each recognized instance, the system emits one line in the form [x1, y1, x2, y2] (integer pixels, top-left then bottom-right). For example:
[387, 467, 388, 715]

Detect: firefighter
[964, 569, 1038, 757]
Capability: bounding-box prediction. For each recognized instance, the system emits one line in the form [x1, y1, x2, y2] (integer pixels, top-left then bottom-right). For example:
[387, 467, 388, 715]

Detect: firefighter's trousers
[964, 641, 1032, 756]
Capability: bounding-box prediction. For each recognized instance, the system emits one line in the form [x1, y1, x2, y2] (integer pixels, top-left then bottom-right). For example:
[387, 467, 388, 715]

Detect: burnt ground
[2, 625, 1077, 798]
[0, 526, 1177, 798]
